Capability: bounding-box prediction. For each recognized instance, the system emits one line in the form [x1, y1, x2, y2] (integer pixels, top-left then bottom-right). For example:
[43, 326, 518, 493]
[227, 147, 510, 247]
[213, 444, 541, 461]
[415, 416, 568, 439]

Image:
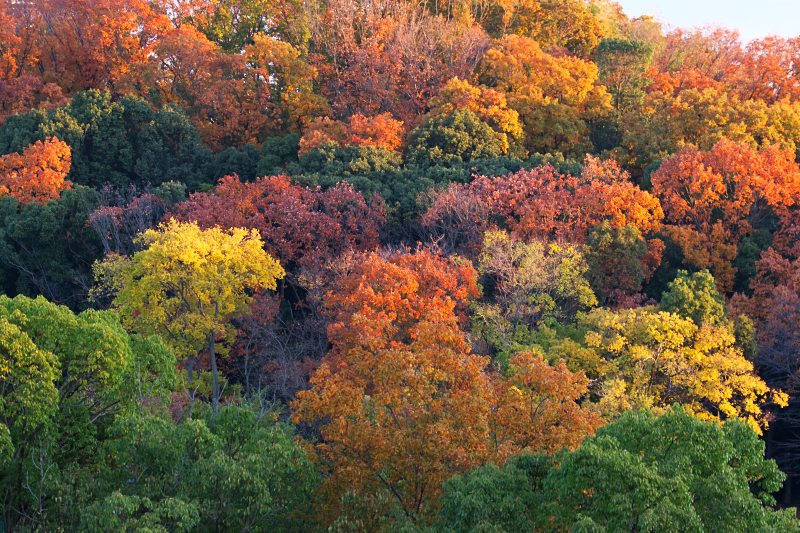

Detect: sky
[613, 0, 800, 43]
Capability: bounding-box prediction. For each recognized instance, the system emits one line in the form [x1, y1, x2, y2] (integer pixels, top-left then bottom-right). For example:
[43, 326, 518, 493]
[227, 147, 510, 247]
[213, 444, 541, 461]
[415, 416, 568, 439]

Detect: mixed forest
[2, 0, 800, 530]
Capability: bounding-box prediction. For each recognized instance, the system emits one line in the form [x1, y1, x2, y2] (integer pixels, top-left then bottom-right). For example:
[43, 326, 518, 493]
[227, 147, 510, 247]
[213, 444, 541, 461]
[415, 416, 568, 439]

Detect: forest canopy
[1, 0, 800, 531]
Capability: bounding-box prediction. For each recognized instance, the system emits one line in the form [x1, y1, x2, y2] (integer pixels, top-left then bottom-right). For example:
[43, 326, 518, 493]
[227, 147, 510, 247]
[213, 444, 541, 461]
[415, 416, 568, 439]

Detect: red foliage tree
[169, 174, 385, 287]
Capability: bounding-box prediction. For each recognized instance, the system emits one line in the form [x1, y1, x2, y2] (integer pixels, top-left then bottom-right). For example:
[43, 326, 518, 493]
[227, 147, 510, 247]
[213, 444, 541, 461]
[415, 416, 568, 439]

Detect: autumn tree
[651, 139, 800, 291]
[735, 36, 800, 104]
[649, 26, 743, 96]
[618, 87, 800, 174]
[476, 34, 612, 156]
[470, 155, 663, 245]
[124, 27, 326, 150]
[298, 112, 404, 155]
[580, 305, 786, 431]
[24, 0, 170, 94]
[479, 0, 605, 57]
[292, 248, 599, 526]
[308, 0, 489, 122]
[93, 219, 284, 415]
[292, 249, 489, 525]
[0, 137, 71, 205]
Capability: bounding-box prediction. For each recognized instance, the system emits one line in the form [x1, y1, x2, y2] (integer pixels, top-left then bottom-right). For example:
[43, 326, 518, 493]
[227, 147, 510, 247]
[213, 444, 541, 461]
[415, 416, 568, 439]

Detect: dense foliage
[0, 0, 799, 531]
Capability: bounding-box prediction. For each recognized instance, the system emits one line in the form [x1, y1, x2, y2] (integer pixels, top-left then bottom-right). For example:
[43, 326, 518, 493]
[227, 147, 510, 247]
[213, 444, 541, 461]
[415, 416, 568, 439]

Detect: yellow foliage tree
[476, 35, 612, 155]
[579, 307, 787, 433]
[93, 219, 284, 414]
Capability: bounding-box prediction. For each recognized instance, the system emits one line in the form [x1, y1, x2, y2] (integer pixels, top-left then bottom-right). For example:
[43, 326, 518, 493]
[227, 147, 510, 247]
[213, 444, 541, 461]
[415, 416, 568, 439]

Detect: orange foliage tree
[308, 0, 489, 123]
[292, 249, 600, 525]
[24, 0, 169, 94]
[648, 26, 744, 97]
[298, 112, 405, 155]
[123, 27, 327, 150]
[652, 139, 800, 291]
[0, 137, 72, 205]
[471, 156, 663, 241]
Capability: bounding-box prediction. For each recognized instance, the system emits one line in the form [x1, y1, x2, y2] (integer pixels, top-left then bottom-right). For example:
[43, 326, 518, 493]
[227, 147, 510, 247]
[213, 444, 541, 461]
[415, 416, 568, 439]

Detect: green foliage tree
[472, 231, 597, 360]
[596, 38, 654, 112]
[660, 269, 726, 326]
[0, 186, 102, 308]
[583, 221, 649, 304]
[436, 406, 798, 533]
[256, 133, 300, 176]
[659, 269, 758, 360]
[211, 142, 262, 183]
[405, 110, 505, 168]
[0, 91, 213, 190]
[94, 219, 285, 414]
[80, 405, 319, 533]
[0, 295, 174, 532]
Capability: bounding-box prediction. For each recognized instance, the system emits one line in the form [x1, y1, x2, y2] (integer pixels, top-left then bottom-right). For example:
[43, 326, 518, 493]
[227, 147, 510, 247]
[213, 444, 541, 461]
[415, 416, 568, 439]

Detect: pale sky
[614, 0, 800, 43]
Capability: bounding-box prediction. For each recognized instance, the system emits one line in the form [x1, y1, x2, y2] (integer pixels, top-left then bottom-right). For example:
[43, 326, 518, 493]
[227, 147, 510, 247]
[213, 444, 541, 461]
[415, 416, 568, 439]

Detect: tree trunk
[209, 330, 219, 416]
[767, 425, 773, 460]
[785, 475, 793, 507]
[186, 354, 195, 389]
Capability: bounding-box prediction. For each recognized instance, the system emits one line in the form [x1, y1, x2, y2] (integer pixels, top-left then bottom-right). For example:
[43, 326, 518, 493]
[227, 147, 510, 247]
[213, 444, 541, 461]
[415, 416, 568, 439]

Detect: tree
[596, 37, 654, 112]
[298, 113, 404, 155]
[292, 249, 489, 526]
[426, 77, 524, 156]
[660, 269, 726, 326]
[0, 295, 174, 532]
[583, 222, 650, 305]
[80, 404, 319, 533]
[94, 219, 285, 415]
[476, 34, 612, 156]
[10, 0, 170, 95]
[0, 186, 102, 307]
[436, 406, 799, 533]
[0, 137, 71, 205]
[487, 349, 602, 458]
[0, 91, 213, 190]
[652, 139, 800, 291]
[308, 0, 488, 122]
[581, 306, 786, 430]
[406, 109, 505, 167]
[472, 230, 596, 358]
[470, 155, 663, 244]
[619, 86, 800, 176]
